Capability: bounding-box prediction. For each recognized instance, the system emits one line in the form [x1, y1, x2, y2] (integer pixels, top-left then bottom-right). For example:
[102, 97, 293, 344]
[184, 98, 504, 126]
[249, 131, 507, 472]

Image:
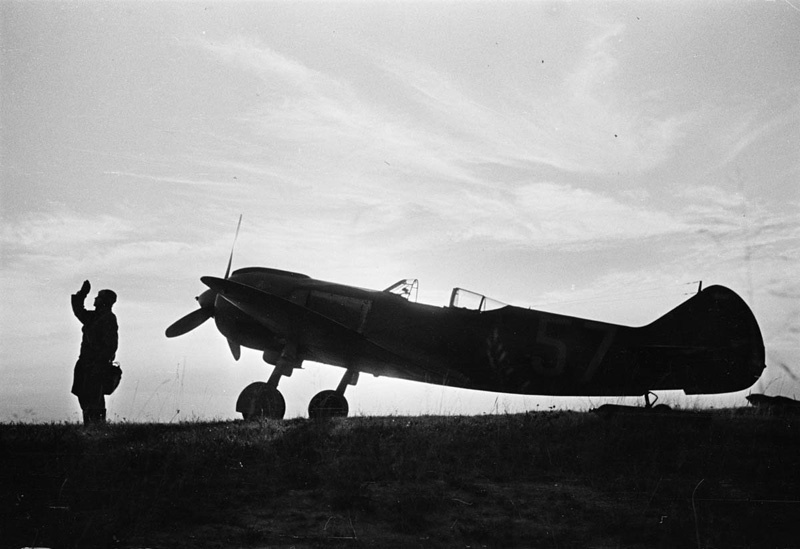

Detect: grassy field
[2, 408, 799, 549]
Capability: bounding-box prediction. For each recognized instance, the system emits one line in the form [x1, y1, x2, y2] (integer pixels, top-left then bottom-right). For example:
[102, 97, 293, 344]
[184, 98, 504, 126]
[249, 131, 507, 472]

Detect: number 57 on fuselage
[166, 267, 765, 419]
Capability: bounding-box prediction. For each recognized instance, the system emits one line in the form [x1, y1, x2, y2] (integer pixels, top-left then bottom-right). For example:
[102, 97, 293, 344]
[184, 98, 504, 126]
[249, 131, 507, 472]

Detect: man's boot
[83, 409, 105, 426]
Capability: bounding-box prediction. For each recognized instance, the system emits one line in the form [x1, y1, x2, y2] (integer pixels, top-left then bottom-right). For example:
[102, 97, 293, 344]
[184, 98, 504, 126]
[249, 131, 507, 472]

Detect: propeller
[228, 338, 241, 361]
[224, 214, 242, 280]
[164, 307, 212, 338]
[165, 215, 244, 362]
[165, 289, 216, 338]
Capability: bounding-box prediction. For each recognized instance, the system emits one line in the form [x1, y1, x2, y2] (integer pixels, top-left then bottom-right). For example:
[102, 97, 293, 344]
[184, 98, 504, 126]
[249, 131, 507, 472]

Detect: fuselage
[213, 268, 765, 397]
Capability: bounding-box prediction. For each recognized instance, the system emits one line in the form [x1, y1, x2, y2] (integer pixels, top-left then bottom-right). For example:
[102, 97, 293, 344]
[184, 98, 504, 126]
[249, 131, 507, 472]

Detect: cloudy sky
[2, 1, 798, 422]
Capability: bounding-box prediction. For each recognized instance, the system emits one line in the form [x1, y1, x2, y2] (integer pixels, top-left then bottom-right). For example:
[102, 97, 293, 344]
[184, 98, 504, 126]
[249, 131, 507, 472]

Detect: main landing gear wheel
[237, 382, 286, 420]
[308, 390, 349, 419]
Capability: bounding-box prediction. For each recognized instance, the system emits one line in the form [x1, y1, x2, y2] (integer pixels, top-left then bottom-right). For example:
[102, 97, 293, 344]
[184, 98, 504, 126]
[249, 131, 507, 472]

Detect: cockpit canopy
[449, 288, 507, 311]
[384, 279, 419, 302]
[384, 279, 507, 311]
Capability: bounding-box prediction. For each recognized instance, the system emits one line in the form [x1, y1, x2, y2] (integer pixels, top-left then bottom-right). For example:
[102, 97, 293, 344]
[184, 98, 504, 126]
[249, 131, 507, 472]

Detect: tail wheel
[308, 390, 349, 419]
[236, 382, 286, 420]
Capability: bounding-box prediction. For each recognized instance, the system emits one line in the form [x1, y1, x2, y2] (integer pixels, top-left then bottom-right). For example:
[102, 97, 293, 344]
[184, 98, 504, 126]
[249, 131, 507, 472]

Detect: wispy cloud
[102, 170, 234, 188]
[202, 37, 483, 190]
[205, 37, 325, 91]
[424, 181, 691, 251]
[183, 34, 704, 269]
[372, 47, 588, 173]
[371, 30, 692, 177]
[553, 20, 691, 173]
[707, 96, 800, 172]
[1, 212, 133, 252]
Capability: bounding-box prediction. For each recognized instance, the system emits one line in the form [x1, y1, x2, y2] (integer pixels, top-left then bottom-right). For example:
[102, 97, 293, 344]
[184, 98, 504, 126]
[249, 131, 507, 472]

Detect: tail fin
[640, 285, 765, 394]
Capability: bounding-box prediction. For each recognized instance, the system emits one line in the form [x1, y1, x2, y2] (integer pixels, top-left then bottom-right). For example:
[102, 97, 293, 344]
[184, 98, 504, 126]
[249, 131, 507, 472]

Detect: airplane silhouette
[166, 248, 765, 419]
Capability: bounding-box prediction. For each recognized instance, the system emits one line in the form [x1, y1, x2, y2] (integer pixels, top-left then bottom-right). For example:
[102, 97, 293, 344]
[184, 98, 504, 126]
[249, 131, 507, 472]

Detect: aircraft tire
[236, 382, 286, 420]
[308, 390, 349, 419]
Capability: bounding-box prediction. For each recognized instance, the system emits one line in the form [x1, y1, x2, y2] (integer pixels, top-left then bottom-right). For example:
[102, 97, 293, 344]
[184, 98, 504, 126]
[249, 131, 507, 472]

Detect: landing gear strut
[308, 369, 358, 419]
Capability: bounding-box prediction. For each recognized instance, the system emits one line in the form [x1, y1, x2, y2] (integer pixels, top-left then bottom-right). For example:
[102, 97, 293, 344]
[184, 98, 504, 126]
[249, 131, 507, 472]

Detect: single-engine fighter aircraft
[166, 257, 766, 419]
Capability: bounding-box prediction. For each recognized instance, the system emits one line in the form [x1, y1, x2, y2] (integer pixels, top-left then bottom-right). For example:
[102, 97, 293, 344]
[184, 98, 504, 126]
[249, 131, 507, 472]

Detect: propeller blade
[228, 338, 241, 361]
[224, 214, 243, 280]
[165, 308, 213, 338]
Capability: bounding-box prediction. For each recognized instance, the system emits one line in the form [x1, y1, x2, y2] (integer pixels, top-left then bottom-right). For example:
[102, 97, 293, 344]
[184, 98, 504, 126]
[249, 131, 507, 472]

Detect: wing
[201, 276, 435, 380]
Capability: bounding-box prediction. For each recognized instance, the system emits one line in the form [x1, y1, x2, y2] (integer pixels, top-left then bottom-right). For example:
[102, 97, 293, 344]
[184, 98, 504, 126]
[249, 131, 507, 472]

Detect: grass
[1, 409, 799, 548]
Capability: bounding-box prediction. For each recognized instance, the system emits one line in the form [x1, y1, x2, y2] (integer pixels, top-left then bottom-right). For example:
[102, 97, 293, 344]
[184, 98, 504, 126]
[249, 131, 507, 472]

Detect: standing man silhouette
[71, 280, 118, 425]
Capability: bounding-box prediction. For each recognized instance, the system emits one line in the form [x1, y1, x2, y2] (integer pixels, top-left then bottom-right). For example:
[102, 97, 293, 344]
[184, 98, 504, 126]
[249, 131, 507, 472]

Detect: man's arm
[71, 280, 92, 324]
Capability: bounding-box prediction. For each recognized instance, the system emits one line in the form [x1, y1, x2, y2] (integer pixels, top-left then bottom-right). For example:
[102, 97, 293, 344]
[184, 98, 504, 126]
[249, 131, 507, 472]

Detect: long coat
[71, 292, 118, 398]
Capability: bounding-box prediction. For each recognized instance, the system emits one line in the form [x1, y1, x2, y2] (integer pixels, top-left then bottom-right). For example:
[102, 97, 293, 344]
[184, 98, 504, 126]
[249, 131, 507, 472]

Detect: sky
[1, 1, 798, 423]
